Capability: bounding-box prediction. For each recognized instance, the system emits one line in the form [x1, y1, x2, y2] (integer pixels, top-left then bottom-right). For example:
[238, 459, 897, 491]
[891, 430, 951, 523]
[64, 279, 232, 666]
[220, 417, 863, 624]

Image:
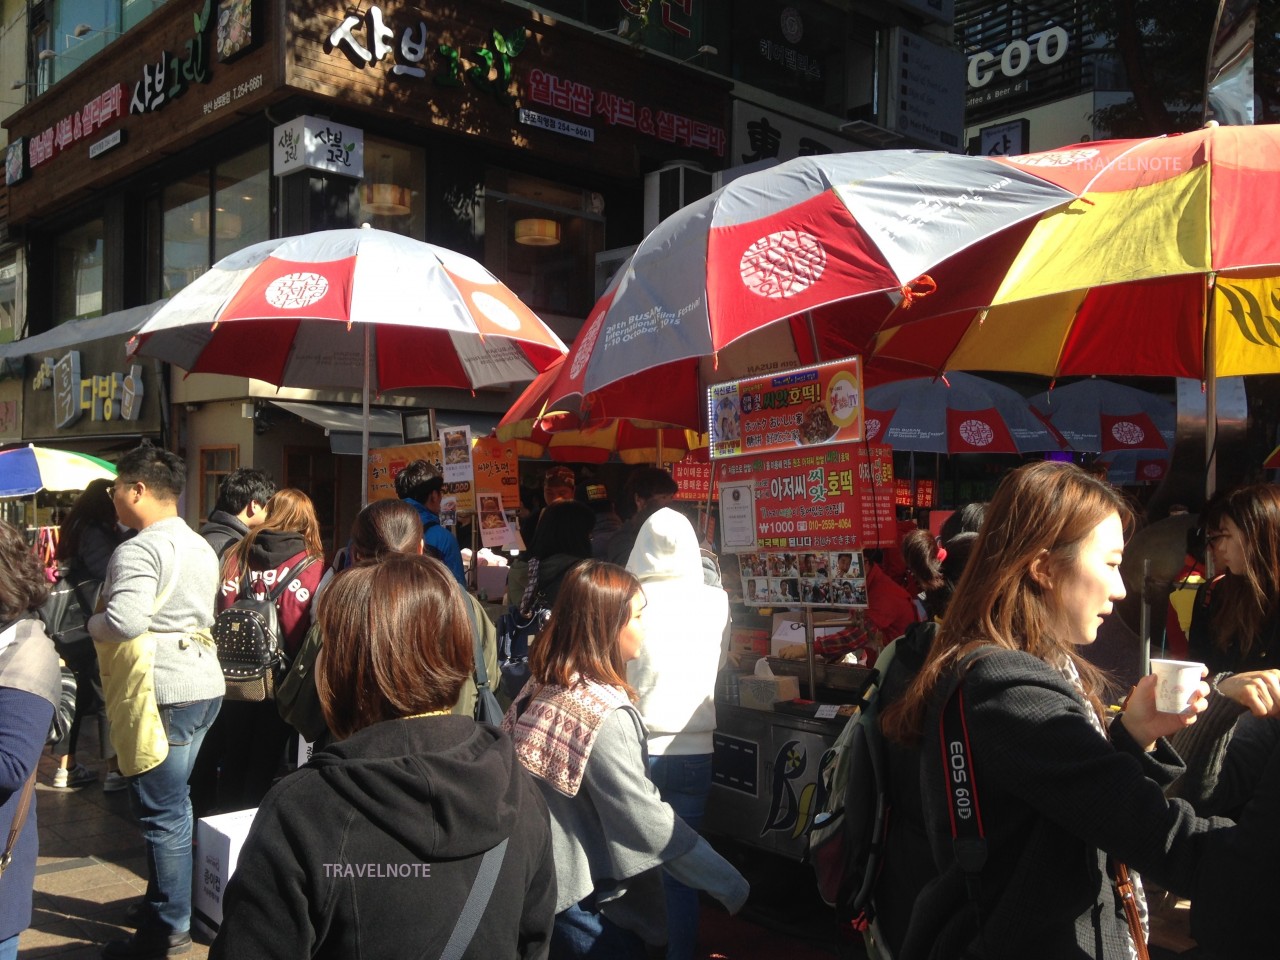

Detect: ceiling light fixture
[514, 218, 561, 246]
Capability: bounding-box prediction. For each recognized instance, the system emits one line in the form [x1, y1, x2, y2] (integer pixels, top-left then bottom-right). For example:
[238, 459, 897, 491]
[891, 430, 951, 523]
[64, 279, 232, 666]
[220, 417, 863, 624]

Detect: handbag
[464, 597, 504, 726]
[275, 621, 329, 742]
[496, 598, 550, 701]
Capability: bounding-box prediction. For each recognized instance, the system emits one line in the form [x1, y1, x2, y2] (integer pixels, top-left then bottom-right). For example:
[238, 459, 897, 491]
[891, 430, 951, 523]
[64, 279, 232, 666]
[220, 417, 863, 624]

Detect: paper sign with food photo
[477, 493, 516, 549]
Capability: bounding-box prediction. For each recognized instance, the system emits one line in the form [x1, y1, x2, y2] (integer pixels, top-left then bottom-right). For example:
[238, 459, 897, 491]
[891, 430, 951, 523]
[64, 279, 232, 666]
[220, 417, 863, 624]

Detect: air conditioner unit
[643, 162, 714, 234]
[594, 245, 637, 300]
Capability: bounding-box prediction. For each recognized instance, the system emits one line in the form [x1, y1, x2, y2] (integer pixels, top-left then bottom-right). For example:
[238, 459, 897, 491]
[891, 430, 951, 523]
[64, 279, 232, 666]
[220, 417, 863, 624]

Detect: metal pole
[1205, 275, 1218, 499]
[361, 324, 371, 506]
[804, 605, 817, 700]
[1140, 557, 1152, 676]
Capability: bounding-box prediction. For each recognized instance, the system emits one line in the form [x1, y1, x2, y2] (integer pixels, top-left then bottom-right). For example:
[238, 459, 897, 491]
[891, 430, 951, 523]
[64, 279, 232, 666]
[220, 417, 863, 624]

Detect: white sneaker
[103, 770, 129, 793]
[52, 763, 99, 788]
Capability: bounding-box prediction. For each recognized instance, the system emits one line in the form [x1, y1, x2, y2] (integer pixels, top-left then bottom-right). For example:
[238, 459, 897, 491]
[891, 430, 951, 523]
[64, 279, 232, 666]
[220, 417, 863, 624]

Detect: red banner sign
[716, 442, 896, 553]
[672, 458, 715, 502]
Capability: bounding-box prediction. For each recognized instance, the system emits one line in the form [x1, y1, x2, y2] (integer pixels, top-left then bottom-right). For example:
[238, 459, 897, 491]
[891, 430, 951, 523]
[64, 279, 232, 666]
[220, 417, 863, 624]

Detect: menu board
[709, 357, 864, 459]
[471, 436, 521, 510]
[672, 459, 715, 502]
[716, 442, 896, 553]
[366, 441, 475, 513]
[736, 549, 868, 608]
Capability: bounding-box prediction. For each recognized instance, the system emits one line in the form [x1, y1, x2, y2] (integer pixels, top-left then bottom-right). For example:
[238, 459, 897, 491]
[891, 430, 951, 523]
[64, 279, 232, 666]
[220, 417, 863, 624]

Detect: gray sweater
[88, 516, 225, 705]
[537, 707, 747, 943]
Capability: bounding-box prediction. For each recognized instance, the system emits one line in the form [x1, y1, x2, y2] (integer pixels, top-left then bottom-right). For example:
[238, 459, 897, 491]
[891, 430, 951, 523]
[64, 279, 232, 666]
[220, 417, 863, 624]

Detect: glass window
[356, 139, 426, 238]
[214, 146, 270, 261]
[163, 171, 212, 296]
[53, 219, 105, 321]
[483, 170, 605, 318]
[0, 253, 22, 344]
[200, 446, 238, 521]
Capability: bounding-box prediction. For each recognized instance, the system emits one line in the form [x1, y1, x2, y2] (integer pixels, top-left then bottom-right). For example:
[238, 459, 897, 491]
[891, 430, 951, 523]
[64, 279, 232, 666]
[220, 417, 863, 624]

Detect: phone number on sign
[202, 75, 264, 115]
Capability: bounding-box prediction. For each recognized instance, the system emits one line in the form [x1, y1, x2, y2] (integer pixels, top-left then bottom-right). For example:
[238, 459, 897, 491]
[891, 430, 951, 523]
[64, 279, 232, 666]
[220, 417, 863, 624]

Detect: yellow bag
[95, 632, 168, 777]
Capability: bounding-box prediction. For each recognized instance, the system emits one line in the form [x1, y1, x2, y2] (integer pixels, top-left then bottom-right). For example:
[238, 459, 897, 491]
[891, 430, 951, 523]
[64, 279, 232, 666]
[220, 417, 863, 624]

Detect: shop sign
[88, 129, 126, 159]
[978, 118, 1029, 157]
[731, 102, 842, 167]
[716, 441, 896, 554]
[526, 68, 726, 158]
[672, 458, 714, 502]
[886, 28, 965, 151]
[708, 357, 864, 460]
[366, 441, 476, 513]
[517, 108, 594, 143]
[471, 435, 520, 510]
[967, 27, 1070, 89]
[27, 85, 127, 170]
[273, 116, 364, 178]
[619, 0, 695, 38]
[5, 139, 27, 186]
[32, 351, 144, 427]
[735, 548, 867, 607]
[128, 0, 215, 116]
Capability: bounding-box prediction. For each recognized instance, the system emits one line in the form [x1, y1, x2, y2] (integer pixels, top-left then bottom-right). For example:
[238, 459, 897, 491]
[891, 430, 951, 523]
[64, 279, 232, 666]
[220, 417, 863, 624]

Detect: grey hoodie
[626, 508, 730, 756]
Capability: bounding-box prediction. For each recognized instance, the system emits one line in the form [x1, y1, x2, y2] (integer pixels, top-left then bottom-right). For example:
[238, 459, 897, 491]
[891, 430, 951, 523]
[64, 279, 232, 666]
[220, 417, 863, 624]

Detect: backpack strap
[939, 678, 989, 955]
[259, 556, 318, 603]
[435, 838, 508, 960]
[463, 597, 492, 694]
[0, 772, 36, 878]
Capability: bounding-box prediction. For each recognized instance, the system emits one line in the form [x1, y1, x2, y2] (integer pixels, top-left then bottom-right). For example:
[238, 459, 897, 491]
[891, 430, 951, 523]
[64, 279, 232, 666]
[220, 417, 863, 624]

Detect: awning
[268, 401, 405, 456]
[0, 300, 168, 359]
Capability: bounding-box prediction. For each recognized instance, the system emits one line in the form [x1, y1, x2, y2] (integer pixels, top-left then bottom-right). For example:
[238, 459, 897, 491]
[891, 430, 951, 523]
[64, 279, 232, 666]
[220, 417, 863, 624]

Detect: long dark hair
[530, 559, 639, 700]
[882, 462, 1130, 746]
[1202, 483, 1280, 661]
[55, 478, 117, 562]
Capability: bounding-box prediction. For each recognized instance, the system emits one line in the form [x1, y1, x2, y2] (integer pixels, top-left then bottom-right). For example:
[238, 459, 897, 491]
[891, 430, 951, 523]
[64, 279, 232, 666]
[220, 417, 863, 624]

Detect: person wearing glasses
[89, 444, 224, 960]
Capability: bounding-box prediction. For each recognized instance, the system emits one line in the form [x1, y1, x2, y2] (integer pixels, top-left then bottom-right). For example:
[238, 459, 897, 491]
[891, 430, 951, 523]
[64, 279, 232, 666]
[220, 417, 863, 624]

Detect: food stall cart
[696, 357, 899, 861]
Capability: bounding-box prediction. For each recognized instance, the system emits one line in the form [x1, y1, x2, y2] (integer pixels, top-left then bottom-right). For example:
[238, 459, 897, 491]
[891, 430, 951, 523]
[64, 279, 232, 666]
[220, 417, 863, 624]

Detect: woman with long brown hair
[504, 559, 747, 959]
[212, 554, 555, 959]
[206, 488, 326, 811]
[880, 461, 1280, 960]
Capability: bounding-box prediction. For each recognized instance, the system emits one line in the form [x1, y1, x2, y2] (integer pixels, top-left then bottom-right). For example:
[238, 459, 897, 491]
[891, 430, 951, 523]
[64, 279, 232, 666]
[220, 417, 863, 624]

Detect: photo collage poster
[736, 550, 868, 608]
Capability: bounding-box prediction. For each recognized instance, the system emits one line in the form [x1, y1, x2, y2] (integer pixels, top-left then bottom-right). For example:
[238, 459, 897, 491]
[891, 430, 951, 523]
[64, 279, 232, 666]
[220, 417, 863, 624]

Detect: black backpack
[212, 557, 316, 703]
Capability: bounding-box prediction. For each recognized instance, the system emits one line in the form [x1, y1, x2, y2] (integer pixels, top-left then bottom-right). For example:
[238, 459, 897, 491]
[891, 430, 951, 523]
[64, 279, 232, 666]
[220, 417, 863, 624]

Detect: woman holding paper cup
[882, 461, 1245, 960]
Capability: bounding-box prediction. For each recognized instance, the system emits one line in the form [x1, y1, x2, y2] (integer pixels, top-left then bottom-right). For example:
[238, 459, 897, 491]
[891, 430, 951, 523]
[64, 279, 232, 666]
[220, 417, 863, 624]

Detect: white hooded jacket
[626, 508, 730, 756]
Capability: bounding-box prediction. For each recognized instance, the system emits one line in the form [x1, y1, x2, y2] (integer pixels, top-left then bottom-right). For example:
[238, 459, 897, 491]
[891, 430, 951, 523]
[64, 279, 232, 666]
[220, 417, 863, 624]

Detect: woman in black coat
[881, 462, 1280, 960]
[212, 555, 556, 959]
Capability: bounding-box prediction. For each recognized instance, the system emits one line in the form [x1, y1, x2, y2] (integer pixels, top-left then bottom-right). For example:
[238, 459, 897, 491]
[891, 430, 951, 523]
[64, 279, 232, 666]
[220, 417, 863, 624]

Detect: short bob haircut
[315, 554, 471, 739]
[0, 520, 52, 620]
[530, 559, 640, 700]
[882, 461, 1130, 746]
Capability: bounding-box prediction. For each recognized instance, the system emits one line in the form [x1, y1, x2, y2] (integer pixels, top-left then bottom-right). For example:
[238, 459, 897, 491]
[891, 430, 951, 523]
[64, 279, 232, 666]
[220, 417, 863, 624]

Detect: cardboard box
[738, 673, 801, 711]
[729, 627, 770, 658]
[193, 808, 258, 938]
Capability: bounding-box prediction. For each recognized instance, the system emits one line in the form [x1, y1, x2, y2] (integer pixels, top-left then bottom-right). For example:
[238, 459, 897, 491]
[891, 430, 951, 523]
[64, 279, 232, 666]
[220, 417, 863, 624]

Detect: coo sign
[968, 27, 1069, 88]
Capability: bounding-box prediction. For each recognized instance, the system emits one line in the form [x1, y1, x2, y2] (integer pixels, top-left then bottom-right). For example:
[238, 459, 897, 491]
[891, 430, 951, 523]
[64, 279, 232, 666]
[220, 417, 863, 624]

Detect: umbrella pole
[1204, 277, 1218, 499]
[361, 324, 371, 506]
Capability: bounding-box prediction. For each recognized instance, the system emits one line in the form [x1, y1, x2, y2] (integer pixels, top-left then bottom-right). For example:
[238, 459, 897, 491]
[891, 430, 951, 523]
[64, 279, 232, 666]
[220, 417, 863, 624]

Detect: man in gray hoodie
[89, 445, 224, 959]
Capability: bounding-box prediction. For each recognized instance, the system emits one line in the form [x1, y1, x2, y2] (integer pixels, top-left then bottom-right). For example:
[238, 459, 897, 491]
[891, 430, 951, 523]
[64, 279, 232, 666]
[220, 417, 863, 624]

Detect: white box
[193, 808, 258, 938]
[769, 615, 849, 657]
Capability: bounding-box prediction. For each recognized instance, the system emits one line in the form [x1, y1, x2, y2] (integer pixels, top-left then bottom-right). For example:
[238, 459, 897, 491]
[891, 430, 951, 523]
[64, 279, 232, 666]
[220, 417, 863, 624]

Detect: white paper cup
[1150, 658, 1206, 714]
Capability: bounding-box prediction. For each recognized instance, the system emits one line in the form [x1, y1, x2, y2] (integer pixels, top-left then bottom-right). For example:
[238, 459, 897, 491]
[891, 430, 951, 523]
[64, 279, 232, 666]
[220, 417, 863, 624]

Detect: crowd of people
[6, 445, 1280, 960]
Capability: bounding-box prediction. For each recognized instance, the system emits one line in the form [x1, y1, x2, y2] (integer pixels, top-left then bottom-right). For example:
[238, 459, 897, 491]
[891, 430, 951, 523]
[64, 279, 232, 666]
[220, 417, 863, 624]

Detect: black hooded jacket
[199, 510, 250, 559]
[211, 716, 556, 959]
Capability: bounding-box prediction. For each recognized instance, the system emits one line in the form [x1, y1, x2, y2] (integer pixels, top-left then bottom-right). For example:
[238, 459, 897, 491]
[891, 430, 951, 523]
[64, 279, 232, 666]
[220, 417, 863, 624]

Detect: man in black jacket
[199, 468, 275, 559]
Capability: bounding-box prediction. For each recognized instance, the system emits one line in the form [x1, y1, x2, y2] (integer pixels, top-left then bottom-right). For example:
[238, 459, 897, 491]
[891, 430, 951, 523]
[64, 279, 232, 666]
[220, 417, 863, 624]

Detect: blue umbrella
[1030, 380, 1174, 454]
[864, 372, 1062, 454]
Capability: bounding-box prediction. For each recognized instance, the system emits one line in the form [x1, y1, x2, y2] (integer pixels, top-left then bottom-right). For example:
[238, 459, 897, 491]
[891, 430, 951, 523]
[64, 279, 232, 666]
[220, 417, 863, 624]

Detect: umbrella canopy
[869, 124, 1280, 381]
[1030, 380, 1175, 454]
[0, 445, 116, 497]
[539, 150, 1075, 427]
[131, 228, 568, 501]
[1097, 450, 1171, 486]
[496, 358, 702, 464]
[131, 228, 567, 391]
[863, 372, 1064, 455]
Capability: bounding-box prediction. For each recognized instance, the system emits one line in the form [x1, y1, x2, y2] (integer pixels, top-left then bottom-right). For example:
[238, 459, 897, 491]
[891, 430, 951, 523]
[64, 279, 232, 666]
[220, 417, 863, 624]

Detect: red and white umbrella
[131, 228, 567, 499]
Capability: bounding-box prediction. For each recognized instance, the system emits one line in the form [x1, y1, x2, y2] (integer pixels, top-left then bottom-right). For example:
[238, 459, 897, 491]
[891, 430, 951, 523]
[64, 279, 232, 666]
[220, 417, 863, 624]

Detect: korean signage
[672, 458, 715, 502]
[366, 442, 476, 513]
[716, 442, 896, 554]
[26, 85, 127, 171]
[471, 435, 520, 511]
[886, 28, 965, 151]
[730, 101, 847, 167]
[32, 351, 144, 427]
[709, 358, 864, 460]
[272, 116, 364, 178]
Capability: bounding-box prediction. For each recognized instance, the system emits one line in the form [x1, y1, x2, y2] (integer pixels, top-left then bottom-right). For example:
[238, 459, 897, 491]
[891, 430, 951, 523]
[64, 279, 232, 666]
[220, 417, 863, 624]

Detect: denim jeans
[0, 933, 18, 960]
[647, 753, 713, 960]
[550, 902, 645, 960]
[126, 697, 221, 935]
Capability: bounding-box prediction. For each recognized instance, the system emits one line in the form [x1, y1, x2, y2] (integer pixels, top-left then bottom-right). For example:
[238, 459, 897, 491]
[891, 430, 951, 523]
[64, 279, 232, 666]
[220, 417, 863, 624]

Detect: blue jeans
[551, 902, 645, 960]
[647, 753, 713, 960]
[0, 933, 18, 960]
[127, 698, 221, 935]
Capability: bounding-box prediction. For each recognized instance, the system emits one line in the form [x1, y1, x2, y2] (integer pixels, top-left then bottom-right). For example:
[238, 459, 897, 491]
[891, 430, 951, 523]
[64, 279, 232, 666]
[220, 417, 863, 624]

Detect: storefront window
[356, 139, 426, 238]
[214, 146, 271, 262]
[0, 253, 21, 344]
[53, 219, 105, 321]
[200, 446, 238, 521]
[483, 170, 605, 318]
[162, 171, 212, 296]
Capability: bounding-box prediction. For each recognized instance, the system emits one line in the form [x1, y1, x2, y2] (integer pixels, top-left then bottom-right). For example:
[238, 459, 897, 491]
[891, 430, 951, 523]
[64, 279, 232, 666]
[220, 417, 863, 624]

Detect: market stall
[698, 357, 895, 860]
